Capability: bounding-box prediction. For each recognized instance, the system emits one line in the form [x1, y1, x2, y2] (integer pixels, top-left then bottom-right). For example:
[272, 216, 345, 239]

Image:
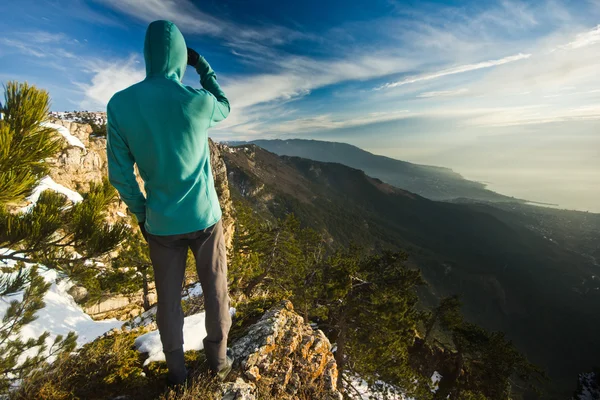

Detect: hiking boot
[166, 371, 188, 392]
[216, 348, 234, 381]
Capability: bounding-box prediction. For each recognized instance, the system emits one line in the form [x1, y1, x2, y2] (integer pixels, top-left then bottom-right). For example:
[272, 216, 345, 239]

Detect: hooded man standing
[106, 20, 232, 385]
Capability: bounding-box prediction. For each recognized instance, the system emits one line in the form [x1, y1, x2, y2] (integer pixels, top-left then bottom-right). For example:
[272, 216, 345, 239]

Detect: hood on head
[144, 20, 187, 81]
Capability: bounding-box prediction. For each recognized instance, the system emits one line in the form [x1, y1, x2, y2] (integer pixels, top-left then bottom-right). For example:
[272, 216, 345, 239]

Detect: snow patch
[0, 267, 122, 365]
[131, 306, 157, 328]
[41, 121, 86, 149]
[430, 371, 442, 393]
[134, 307, 235, 366]
[346, 375, 408, 400]
[84, 259, 105, 267]
[182, 282, 203, 300]
[21, 176, 83, 213]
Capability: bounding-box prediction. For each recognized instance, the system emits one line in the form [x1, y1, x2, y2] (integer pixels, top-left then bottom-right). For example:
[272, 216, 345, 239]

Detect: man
[106, 20, 232, 385]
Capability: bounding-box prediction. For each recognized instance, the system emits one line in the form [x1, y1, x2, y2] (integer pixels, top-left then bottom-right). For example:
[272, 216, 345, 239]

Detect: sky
[1, 0, 599, 212]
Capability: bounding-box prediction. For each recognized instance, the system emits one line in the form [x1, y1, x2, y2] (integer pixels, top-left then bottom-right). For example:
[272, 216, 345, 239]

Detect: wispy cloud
[0, 31, 77, 59]
[0, 39, 47, 58]
[261, 110, 412, 134]
[222, 54, 414, 110]
[466, 104, 600, 127]
[97, 0, 314, 47]
[21, 31, 68, 44]
[417, 88, 469, 98]
[557, 24, 600, 49]
[377, 53, 531, 90]
[77, 55, 145, 109]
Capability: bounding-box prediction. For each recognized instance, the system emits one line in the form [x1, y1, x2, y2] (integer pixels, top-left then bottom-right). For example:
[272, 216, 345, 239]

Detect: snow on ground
[130, 306, 157, 329]
[20, 176, 83, 213]
[135, 307, 236, 366]
[0, 266, 123, 364]
[182, 282, 203, 300]
[430, 371, 442, 393]
[345, 371, 443, 399]
[41, 121, 86, 149]
[346, 375, 408, 400]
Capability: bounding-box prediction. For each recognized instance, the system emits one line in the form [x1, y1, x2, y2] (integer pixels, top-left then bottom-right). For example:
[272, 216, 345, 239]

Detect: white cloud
[378, 53, 532, 90]
[558, 24, 600, 49]
[221, 54, 413, 109]
[417, 88, 469, 98]
[98, 0, 222, 36]
[77, 56, 145, 109]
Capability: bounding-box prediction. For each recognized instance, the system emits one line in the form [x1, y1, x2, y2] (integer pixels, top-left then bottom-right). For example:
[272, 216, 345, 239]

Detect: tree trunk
[243, 271, 269, 297]
[436, 350, 464, 399]
[335, 317, 347, 393]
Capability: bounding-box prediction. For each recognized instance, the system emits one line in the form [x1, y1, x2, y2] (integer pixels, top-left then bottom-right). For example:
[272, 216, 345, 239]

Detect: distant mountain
[230, 139, 522, 203]
[221, 144, 600, 398]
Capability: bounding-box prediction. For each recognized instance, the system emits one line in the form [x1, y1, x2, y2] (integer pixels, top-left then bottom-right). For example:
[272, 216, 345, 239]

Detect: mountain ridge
[229, 138, 524, 203]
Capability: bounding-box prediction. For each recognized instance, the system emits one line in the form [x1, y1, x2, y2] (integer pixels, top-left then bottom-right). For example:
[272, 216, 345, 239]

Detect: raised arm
[187, 48, 230, 126]
[106, 105, 146, 224]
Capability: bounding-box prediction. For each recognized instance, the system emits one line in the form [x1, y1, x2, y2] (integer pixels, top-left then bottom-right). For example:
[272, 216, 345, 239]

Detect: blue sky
[1, 0, 599, 212]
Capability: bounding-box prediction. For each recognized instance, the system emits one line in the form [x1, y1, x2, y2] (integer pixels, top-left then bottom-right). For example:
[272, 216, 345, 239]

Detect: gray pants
[147, 220, 231, 376]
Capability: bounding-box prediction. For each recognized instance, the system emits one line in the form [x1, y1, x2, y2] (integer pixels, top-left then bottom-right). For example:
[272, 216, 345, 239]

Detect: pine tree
[423, 295, 463, 343]
[277, 224, 326, 323]
[105, 226, 153, 310]
[433, 315, 546, 399]
[0, 81, 126, 392]
[310, 248, 430, 398]
[229, 203, 303, 298]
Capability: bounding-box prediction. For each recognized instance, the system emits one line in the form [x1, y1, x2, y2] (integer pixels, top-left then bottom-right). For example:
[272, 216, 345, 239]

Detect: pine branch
[342, 374, 364, 400]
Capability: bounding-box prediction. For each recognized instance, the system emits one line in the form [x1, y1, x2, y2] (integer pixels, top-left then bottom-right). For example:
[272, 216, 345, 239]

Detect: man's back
[106, 20, 229, 235]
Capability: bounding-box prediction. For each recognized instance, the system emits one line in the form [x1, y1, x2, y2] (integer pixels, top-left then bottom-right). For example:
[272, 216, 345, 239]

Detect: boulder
[67, 285, 88, 303]
[220, 378, 256, 400]
[226, 300, 343, 400]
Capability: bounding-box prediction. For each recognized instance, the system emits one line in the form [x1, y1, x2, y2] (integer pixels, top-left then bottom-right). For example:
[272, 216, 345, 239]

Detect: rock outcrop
[49, 122, 108, 188]
[210, 140, 235, 251]
[46, 119, 138, 226]
[222, 301, 343, 400]
[83, 288, 157, 321]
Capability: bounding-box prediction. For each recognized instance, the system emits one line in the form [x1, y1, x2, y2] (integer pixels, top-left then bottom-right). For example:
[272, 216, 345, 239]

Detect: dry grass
[10, 329, 219, 400]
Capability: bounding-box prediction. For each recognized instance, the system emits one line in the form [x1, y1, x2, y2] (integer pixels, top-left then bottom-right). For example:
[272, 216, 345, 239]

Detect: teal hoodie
[107, 20, 229, 235]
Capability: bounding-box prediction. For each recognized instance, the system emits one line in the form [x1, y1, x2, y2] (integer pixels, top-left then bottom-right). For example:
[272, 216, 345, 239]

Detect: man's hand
[187, 47, 200, 67]
[139, 221, 149, 242]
